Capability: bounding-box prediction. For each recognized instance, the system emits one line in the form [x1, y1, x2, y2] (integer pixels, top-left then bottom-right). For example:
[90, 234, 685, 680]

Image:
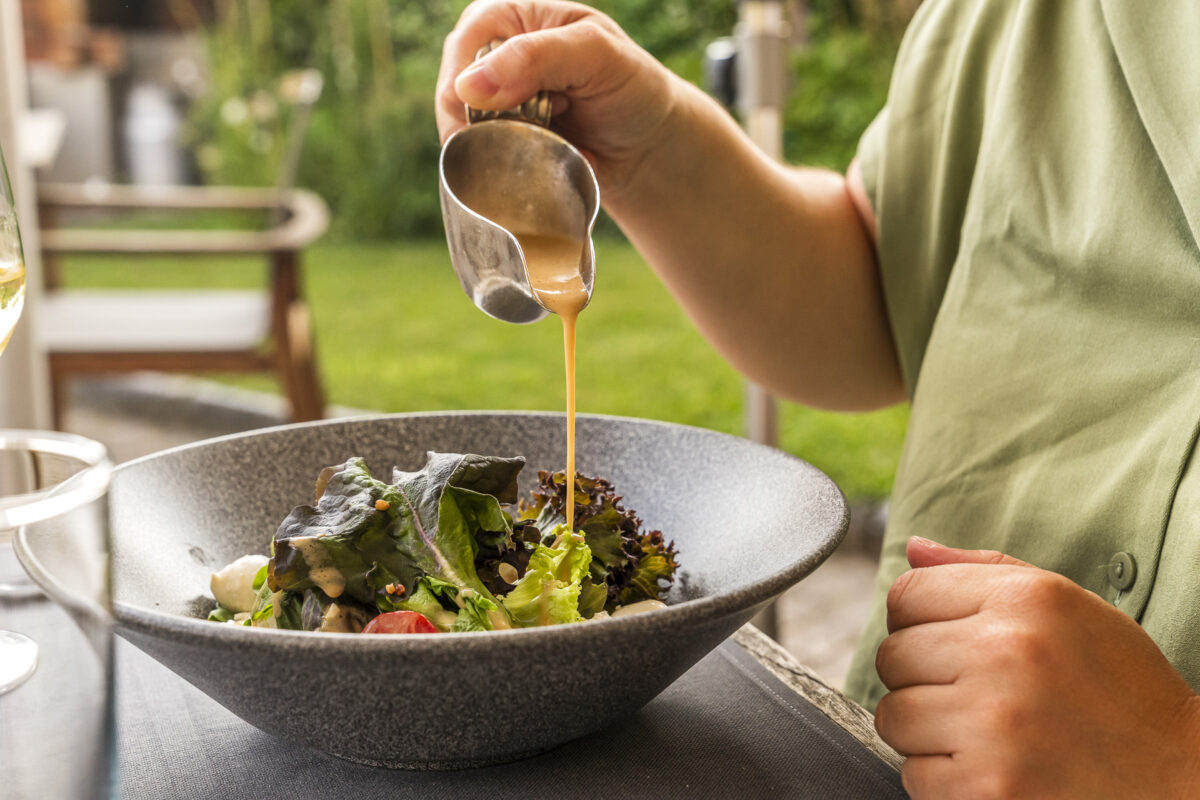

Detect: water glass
[0, 430, 114, 800]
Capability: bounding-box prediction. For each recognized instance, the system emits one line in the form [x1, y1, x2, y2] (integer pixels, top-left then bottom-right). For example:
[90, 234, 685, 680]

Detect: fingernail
[910, 536, 943, 548]
[458, 61, 499, 97]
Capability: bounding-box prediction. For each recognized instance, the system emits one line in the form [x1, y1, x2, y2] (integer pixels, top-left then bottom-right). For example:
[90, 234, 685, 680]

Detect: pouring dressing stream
[517, 232, 588, 533]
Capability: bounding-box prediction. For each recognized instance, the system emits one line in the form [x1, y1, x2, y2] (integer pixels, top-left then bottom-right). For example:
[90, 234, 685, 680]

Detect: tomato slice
[361, 610, 438, 634]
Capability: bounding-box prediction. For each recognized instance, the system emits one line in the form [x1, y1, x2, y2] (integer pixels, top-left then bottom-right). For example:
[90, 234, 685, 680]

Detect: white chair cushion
[38, 290, 272, 353]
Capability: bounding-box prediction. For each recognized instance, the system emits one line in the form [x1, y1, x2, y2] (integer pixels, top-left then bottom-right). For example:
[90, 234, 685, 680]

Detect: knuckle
[998, 623, 1046, 666]
[872, 691, 912, 752]
[874, 634, 898, 682]
[575, 16, 615, 51]
[980, 620, 1050, 676]
[886, 569, 917, 615]
[1026, 571, 1075, 612]
[977, 548, 1010, 566]
[1008, 624, 1050, 667]
[980, 692, 1031, 739]
[502, 33, 541, 72]
[457, 0, 505, 29]
[872, 692, 893, 738]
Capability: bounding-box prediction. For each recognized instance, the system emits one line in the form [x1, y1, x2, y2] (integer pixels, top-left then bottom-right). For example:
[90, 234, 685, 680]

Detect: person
[437, 1, 1200, 796]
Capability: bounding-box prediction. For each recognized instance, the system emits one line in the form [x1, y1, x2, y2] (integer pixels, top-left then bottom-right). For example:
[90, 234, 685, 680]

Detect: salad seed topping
[497, 562, 519, 585]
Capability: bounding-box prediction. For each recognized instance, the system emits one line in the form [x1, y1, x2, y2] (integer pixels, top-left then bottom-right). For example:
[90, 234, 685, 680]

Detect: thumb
[906, 536, 1034, 569]
[455, 22, 619, 111]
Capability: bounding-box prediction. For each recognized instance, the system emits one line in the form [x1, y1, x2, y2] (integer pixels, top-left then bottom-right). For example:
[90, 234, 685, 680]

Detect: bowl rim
[109, 410, 849, 651]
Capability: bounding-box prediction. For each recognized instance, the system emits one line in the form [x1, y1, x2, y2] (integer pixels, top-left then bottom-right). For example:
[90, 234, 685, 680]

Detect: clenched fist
[875, 537, 1200, 798]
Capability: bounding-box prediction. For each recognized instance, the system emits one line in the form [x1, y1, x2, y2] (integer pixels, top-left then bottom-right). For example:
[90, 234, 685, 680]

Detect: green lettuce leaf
[387, 453, 522, 598]
[382, 575, 486, 632]
[386, 578, 443, 617]
[245, 580, 306, 630]
[270, 457, 415, 604]
[269, 453, 525, 627]
[501, 525, 592, 627]
[397, 576, 455, 630]
[451, 591, 498, 632]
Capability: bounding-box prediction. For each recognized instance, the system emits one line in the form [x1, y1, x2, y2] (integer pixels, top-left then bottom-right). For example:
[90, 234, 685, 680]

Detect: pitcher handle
[465, 39, 553, 127]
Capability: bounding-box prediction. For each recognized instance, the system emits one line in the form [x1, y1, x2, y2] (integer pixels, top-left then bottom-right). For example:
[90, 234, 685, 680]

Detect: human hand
[436, 0, 686, 201]
[874, 536, 1200, 798]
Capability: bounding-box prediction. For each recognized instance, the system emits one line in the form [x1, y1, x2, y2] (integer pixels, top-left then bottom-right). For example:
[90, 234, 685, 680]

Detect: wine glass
[0, 127, 24, 351]
[0, 141, 117, 798]
[0, 137, 36, 694]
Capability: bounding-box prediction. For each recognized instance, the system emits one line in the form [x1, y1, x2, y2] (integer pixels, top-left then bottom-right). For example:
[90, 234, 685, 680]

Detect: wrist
[600, 71, 694, 209]
[604, 74, 761, 220]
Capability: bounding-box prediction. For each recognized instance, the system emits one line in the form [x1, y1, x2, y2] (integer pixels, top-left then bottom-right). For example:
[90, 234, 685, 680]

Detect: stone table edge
[734, 624, 903, 772]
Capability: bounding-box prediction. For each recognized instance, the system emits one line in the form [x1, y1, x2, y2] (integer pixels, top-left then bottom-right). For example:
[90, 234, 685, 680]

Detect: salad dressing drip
[517, 231, 588, 532]
[291, 536, 346, 599]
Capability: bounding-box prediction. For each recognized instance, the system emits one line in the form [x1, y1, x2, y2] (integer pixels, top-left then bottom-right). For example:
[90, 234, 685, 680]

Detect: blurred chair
[36, 70, 328, 429]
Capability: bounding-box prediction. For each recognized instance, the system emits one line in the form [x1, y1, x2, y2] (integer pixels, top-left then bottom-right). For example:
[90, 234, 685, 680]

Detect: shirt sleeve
[854, 106, 889, 222]
[850, 0, 1004, 397]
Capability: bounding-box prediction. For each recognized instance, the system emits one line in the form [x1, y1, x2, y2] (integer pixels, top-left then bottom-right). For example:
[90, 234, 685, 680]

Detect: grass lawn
[58, 237, 908, 501]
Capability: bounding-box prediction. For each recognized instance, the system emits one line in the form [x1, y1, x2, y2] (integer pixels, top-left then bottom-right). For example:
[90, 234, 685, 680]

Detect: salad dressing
[290, 536, 346, 599]
[517, 231, 588, 532]
[319, 602, 366, 633]
[611, 599, 668, 618]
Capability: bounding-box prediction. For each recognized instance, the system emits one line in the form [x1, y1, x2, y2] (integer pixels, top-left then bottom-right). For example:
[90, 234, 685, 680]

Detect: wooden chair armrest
[37, 183, 330, 255]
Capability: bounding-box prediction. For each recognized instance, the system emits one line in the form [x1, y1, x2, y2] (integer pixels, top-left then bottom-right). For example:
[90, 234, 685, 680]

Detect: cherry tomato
[361, 610, 438, 634]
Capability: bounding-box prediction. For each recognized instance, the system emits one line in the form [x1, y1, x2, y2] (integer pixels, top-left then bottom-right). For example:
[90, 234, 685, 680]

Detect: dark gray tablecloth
[116, 634, 907, 800]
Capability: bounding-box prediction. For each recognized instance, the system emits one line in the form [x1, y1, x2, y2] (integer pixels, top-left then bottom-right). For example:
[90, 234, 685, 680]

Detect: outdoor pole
[737, 0, 789, 640]
[0, 0, 51, 430]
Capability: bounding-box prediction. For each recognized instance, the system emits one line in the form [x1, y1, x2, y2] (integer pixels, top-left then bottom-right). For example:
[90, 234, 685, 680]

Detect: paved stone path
[64, 375, 883, 689]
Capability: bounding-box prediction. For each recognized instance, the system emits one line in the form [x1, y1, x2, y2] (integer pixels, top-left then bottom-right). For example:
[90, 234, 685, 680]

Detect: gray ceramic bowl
[23, 412, 848, 769]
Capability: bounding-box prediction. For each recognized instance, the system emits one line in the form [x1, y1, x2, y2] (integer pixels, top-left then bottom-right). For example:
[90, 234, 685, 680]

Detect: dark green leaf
[270, 457, 413, 603]
[519, 470, 679, 612]
[274, 591, 305, 630]
[577, 578, 608, 620]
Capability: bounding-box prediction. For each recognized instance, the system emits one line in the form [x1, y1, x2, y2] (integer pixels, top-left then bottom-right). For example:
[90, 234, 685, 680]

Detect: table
[3, 578, 906, 799]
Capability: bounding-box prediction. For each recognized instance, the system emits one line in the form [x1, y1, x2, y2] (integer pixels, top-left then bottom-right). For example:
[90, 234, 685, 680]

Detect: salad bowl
[18, 412, 848, 769]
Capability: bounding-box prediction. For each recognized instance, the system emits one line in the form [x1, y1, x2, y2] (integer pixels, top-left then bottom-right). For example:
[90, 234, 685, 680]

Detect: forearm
[607, 77, 903, 411]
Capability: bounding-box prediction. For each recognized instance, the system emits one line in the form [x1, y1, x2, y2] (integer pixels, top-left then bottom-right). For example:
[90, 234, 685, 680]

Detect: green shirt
[845, 0, 1200, 711]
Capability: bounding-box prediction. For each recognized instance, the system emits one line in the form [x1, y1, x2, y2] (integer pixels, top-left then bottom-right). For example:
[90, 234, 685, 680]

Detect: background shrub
[189, 0, 909, 239]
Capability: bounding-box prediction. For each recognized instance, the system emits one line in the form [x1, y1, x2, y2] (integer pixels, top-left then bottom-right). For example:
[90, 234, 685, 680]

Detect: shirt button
[1107, 552, 1137, 591]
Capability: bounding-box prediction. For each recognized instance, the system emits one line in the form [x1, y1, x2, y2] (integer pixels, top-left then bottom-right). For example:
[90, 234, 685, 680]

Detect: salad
[206, 452, 679, 634]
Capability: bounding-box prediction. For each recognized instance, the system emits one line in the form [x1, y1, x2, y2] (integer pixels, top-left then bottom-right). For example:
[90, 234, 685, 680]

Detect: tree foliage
[190, 0, 907, 239]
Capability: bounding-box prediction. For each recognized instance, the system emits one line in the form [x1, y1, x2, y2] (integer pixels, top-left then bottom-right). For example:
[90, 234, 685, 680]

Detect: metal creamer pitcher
[439, 43, 600, 324]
